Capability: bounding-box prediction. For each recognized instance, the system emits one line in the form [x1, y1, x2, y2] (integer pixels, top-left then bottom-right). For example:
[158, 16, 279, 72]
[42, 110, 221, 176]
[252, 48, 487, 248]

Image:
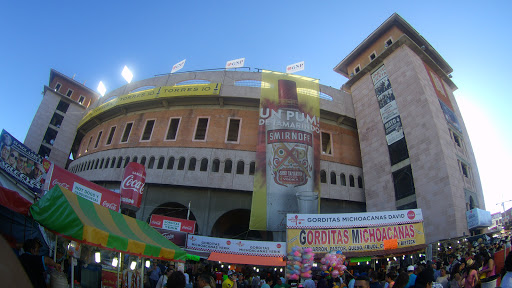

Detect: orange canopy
[208, 252, 285, 266]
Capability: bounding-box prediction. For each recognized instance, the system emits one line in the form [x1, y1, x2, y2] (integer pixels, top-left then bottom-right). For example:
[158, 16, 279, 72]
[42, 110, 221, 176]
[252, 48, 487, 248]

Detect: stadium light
[97, 81, 107, 97]
[122, 66, 133, 83]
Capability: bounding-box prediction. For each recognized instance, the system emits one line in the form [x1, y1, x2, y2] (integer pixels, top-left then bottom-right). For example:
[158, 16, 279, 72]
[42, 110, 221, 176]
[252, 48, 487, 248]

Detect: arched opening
[330, 171, 337, 185]
[157, 157, 165, 169]
[200, 158, 208, 171]
[320, 170, 327, 183]
[210, 209, 272, 241]
[188, 157, 196, 171]
[148, 156, 155, 169]
[340, 173, 346, 186]
[212, 159, 220, 172]
[167, 157, 175, 170]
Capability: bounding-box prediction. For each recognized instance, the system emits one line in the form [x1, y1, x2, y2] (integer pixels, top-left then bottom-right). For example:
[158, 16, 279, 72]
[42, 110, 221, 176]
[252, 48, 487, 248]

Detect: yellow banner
[287, 223, 425, 254]
[249, 71, 320, 231]
[78, 83, 221, 127]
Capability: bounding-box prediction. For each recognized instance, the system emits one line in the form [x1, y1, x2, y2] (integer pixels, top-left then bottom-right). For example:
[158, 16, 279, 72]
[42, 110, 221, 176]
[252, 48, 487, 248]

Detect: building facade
[22, 13, 484, 243]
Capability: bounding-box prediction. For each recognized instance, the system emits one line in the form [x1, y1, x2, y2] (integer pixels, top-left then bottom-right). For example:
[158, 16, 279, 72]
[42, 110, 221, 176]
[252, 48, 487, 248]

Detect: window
[66, 89, 73, 97]
[193, 117, 209, 141]
[340, 173, 346, 186]
[121, 122, 133, 143]
[177, 157, 186, 170]
[78, 95, 85, 104]
[369, 52, 376, 61]
[354, 65, 361, 74]
[167, 157, 175, 169]
[461, 162, 470, 178]
[349, 175, 355, 187]
[94, 131, 103, 148]
[141, 119, 155, 141]
[148, 157, 155, 169]
[110, 157, 116, 168]
[165, 118, 181, 141]
[320, 170, 327, 183]
[99, 158, 104, 169]
[84, 136, 92, 152]
[224, 160, 233, 173]
[200, 158, 208, 171]
[212, 159, 220, 172]
[358, 176, 363, 188]
[105, 158, 110, 169]
[106, 126, 116, 145]
[236, 160, 245, 174]
[56, 100, 70, 113]
[140, 156, 146, 166]
[117, 156, 123, 168]
[249, 161, 255, 175]
[132, 156, 138, 163]
[123, 157, 130, 168]
[452, 131, 463, 148]
[226, 118, 241, 143]
[38, 146, 51, 159]
[330, 172, 337, 185]
[55, 83, 62, 92]
[50, 113, 64, 128]
[157, 157, 164, 169]
[188, 158, 197, 171]
[94, 159, 99, 169]
[385, 38, 393, 47]
[321, 132, 333, 155]
[43, 127, 58, 146]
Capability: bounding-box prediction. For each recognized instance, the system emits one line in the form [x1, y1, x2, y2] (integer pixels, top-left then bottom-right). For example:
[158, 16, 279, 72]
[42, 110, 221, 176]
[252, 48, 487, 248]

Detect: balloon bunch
[320, 251, 347, 278]
[300, 247, 314, 279]
[286, 246, 303, 280]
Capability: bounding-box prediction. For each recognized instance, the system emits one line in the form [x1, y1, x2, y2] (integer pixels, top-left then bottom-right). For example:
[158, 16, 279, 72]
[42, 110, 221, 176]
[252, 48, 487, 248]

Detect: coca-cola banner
[0, 129, 50, 194]
[149, 214, 196, 234]
[120, 162, 146, 210]
[46, 164, 121, 211]
[249, 72, 321, 232]
[154, 228, 187, 247]
[187, 234, 286, 257]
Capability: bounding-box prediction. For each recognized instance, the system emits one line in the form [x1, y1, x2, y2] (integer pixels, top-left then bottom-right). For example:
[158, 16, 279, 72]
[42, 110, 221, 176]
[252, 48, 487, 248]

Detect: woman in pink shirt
[462, 260, 478, 288]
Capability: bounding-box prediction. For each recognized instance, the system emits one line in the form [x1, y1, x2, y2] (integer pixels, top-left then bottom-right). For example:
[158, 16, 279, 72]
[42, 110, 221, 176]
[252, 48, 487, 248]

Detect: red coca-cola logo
[407, 210, 415, 220]
[52, 179, 71, 190]
[151, 220, 162, 226]
[102, 201, 118, 211]
[121, 175, 145, 194]
[226, 241, 231, 245]
[276, 244, 282, 248]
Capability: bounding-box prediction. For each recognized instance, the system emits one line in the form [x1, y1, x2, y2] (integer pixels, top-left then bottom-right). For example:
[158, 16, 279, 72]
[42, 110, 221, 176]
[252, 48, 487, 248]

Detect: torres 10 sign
[120, 162, 146, 210]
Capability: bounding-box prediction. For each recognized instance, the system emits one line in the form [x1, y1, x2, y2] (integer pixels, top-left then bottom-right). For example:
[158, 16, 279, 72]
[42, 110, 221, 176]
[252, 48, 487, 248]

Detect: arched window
[469, 196, 475, 210]
[330, 171, 337, 185]
[177, 157, 185, 170]
[320, 170, 327, 183]
[340, 173, 346, 186]
[148, 156, 155, 169]
[94, 159, 99, 169]
[132, 156, 138, 163]
[188, 157, 196, 171]
[212, 159, 220, 172]
[124, 156, 130, 168]
[200, 158, 208, 171]
[111, 157, 116, 168]
[117, 156, 123, 168]
[167, 157, 175, 170]
[157, 157, 164, 169]
[105, 158, 110, 169]
[358, 176, 363, 188]
[140, 156, 146, 166]
[99, 158, 104, 169]
[349, 175, 355, 187]
[236, 160, 245, 175]
[224, 160, 232, 173]
[249, 161, 255, 175]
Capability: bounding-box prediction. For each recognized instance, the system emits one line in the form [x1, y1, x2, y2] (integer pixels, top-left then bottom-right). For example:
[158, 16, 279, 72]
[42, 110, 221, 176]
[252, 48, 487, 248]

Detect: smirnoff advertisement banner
[171, 59, 186, 73]
[186, 234, 286, 257]
[0, 129, 50, 194]
[371, 65, 405, 145]
[46, 164, 120, 211]
[286, 61, 305, 74]
[120, 162, 146, 210]
[249, 71, 320, 231]
[286, 209, 423, 229]
[225, 58, 245, 69]
[149, 214, 196, 234]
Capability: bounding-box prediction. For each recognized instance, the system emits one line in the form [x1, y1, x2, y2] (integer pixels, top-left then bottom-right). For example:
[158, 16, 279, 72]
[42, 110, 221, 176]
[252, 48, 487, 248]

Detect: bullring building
[23, 13, 484, 244]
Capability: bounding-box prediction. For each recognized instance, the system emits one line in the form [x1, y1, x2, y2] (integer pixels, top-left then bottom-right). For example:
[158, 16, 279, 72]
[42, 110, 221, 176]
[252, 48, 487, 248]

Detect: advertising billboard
[46, 163, 120, 211]
[0, 129, 50, 194]
[250, 71, 320, 232]
[187, 234, 286, 257]
[120, 162, 146, 210]
[149, 215, 196, 247]
[466, 208, 492, 230]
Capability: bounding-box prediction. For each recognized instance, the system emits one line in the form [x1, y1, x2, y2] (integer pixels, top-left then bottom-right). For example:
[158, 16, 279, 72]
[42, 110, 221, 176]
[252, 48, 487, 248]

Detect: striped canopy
[30, 185, 186, 261]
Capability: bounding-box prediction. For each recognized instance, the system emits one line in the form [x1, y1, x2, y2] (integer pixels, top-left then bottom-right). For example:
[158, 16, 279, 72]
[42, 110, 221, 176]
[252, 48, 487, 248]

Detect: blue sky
[1, 1, 511, 213]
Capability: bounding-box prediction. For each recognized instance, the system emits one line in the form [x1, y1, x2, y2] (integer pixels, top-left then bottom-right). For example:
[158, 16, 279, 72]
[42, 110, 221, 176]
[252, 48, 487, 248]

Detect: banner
[286, 61, 305, 74]
[371, 65, 404, 145]
[150, 214, 196, 234]
[287, 222, 425, 254]
[286, 209, 423, 229]
[226, 58, 245, 69]
[250, 72, 320, 231]
[120, 162, 146, 210]
[46, 164, 120, 211]
[171, 59, 186, 73]
[466, 208, 492, 230]
[79, 83, 221, 127]
[187, 234, 286, 257]
[0, 129, 50, 194]
[154, 228, 187, 247]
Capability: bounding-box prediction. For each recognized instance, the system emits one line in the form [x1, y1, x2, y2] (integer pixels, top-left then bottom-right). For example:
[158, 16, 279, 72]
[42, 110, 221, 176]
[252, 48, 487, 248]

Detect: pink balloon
[341, 265, 347, 271]
[332, 270, 340, 278]
[321, 258, 326, 264]
[321, 265, 328, 271]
